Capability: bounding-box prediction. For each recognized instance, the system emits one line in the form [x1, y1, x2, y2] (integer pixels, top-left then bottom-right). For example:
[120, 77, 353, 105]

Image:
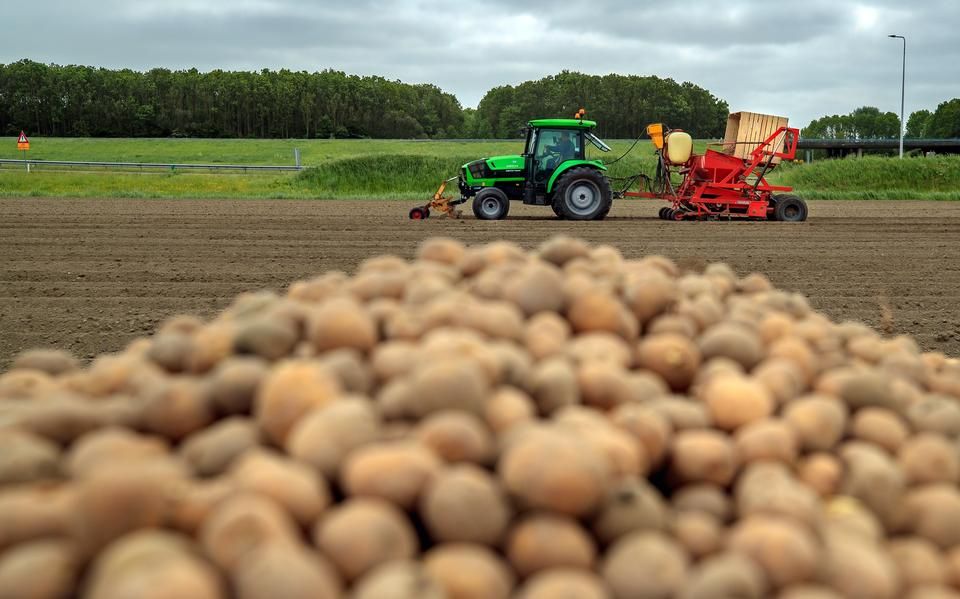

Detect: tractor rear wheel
[472, 188, 510, 220]
[772, 194, 808, 222]
[551, 200, 565, 219]
[553, 167, 612, 221]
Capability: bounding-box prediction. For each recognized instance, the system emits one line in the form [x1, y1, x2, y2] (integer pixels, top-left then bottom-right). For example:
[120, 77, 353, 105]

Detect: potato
[66, 428, 170, 478]
[484, 387, 536, 434]
[734, 419, 798, 465]
[567, 291, 638, 341]
[306, 297, 378, 353]
[698, 323, 765, 370]
[515, 570, 611, 599]
[232, 543, 340, 599]
[768, 336, 818, 383]
[840, 442, 905, 528]
[727, 515, 819, 587]
[530, 358, 580, 415]
[899, 433, 960, 485]
[503, 262, 566, 316]
[286, 397, 381, 479]
[636, 334, 701, 392]
[646, 313, 699, 339]
[184, 322, 236, 374]
[146, 331, 195, 373]
[591, 479, 668, 545]
[671, 430, 738, 486]
[209, 356, 269, 415]
[623, 269, 678, 324]
[797, 452, 843, 498]
[351, 560, 446, 599]
[700, 374, 773, 431]
[498, 427, 609, 516]
[200, 494, 300, 572]
[140, 377, 215, 441]
[0, 485, 75, 551]
[420, 464, 510, 546]
[646, 396, 712, 431]
[753, 358, 806, 406]
[254, 359, 342, 444]
[85, 531, 224, 599]
[0, 539, 77, 599]
[313, 498, 417, 581]
[341, 441, 441, 509]
[180, 416, 260, 477]
[566, 333, 634, 368]
[888, 537, 947, 589]
[908, 395, 960, 437]
[735, 462, 820, 528]
[610, 404, 672, 468]
[601, 532, 689, 599]
[851, 407, 910, 454]
[783, 395, 848, 452]
[416, 411, 494, 464]
[524, 312, 571, 360]
[821, 530, 900, 599]
[10, 349, 80, 376]
[423, 543, 515, 599]
[407, 360, 490, 417]
[680, 552, 767, 599]
[776, 585, 844, 599]
[0, 430, 61, 484]
[539, 236, 591, 266]
[232, 316, 299, 361]
[507, 514, 596, 577]
[167, 478, 238, 535]
[898, 484, 960, 549]
[229, 449, 329, 525]
[672, 511, 722, 560]
[839, 371, 900, 413]
[418, 237, 466, 266]
[672, 483, 733, 523]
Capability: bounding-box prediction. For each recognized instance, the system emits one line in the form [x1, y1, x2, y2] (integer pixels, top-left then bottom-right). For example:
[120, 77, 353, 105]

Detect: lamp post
[888, 34, 906, 159]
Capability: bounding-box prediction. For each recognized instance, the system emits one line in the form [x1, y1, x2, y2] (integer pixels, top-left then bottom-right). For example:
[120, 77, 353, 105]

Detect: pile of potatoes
[2, 236, 960, 599]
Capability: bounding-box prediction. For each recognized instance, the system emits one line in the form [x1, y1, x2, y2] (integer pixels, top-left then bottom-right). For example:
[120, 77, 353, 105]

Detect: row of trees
[0, 61, 730, 139]
[0, 60, 465, 139]
[801, 100, 960, 140]
[469, 71, 730, 139]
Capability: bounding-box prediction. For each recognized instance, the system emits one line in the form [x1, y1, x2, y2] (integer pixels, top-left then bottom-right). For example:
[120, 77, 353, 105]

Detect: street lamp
[888, 34, 906, 159]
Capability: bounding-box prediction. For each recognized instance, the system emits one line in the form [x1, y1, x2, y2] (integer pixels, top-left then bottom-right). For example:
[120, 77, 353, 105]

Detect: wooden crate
[723, 112, 789, 162]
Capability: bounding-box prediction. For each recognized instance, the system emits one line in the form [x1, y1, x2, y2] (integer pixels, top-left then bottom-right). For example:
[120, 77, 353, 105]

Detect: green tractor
[410, 114, 614, 221]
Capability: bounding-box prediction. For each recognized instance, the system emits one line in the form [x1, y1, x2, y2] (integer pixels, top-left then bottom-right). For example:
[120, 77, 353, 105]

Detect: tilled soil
[2, 198, 959, 369]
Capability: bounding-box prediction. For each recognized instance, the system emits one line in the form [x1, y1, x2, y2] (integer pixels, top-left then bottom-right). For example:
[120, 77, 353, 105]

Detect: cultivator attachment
[408, 177, 465, 220]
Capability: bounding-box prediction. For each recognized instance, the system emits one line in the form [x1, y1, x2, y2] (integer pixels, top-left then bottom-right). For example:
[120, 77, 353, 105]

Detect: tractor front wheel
[472, 188, 510, 220]
[553, 167, 612, 221]
[772, 194, 808, 222]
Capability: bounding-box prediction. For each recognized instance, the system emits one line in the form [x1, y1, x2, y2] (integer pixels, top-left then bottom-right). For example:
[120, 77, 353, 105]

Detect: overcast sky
[3, 0, 958, 128]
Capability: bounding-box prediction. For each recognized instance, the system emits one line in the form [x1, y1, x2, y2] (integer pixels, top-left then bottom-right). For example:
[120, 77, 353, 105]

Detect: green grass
[1, 136, 959, 200]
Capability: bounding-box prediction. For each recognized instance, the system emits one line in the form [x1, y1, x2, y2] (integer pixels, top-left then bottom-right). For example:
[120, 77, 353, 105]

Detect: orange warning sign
[17, 131, 29, 151]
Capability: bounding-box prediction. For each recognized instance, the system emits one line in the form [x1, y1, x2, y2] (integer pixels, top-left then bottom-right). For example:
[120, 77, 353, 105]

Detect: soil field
[2, 198, 960, 370]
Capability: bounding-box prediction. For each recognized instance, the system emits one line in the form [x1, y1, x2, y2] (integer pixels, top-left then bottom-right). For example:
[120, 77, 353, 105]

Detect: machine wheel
[409, 207, 429, 220]
[472, 188, 510, 220]
[772, 194, 808, 222]
[658, 207, 670, 219]
[553, 167, 613, 221]
[551, 200, 566, 219]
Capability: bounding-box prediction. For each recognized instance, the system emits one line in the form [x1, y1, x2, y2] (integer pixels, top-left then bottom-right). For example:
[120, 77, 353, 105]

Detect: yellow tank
[665, 131, 693, 164]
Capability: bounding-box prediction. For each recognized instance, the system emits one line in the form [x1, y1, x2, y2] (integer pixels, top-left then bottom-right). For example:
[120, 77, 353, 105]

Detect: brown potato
[851, 407, 910, 454]
[840, 442, 905, 528]
[0, 430, 61, 484]
[140, 377, 216, 441]
[898, 484, 960, 549]
[672, 511, 722, 560]
[672, 483, 733, 523]
[306, 296, 378, 353]
[507, 514, 597, 577]
[797, 452, 843, 498]
[567, 291, 638, 341]
[888, 537, 947, 589]
[727, 515, 819, 588]
[783, 395, 848, 452]
[503, 262, 566, 316]
[10, 349, 80, 376]
[313, 498, 417, 581]
[484, 387, 536, 434]
[839, 371, 900, 413]
[908, 395, 960, 437]
[698, 323, 765, 370]
[515, 569, 610, 599]
[671, 430, 738, 486]
[0, 539, 77, 599]
[233, 316, 300, 361]
[647, 396, 712, 431]
[681, 552, 767, 599]
[233, 543, 341, 599]
[776, 586, 844, 599]
[623, 269, 678, 324]
[254, 360, 342, 444]
[524, 312, 571, 360]
[752, 358, 806, 406]
[209, 356, 269, 415]
[529, 358, 580, 415]
[498, 428, 609, 516]
[146, 331, 195, 373]
[341, 441, 441, 509]
[899, 433, 960, 485]
[424, 543, 515, 599]
[735, 462, 820, 528]
[0, 485, 75, 551]
[200, 494, 300, 572]
[602, 532, 689, 599]
[420, 464, 510, 546]
[734, 419, 798, 465]
[538, 236, 591, 266]
[700, 374, 773, 431]
[407, 360, 490, 417]
[592, 478, 669, 545]
[637, 333, 702, 392]
[610, 404, 673, 468]
[351, 561, 446, 599]
[286, 397, 381, 480]
[66, 428, 171, 478]
[180, 416, 260, 477]
[821, 530, 899, 599]
[184, 322, 236, 374]
[229, 449, 330, 526]
[416, 411, 494, 464]
[646, 313, 699, 339]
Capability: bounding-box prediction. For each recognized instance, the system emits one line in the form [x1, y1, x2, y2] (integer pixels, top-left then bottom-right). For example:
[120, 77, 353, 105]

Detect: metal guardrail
[0, 159, 303, 172]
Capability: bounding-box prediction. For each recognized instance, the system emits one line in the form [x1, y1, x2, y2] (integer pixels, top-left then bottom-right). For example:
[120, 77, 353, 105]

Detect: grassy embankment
[1, 137, 958, 200]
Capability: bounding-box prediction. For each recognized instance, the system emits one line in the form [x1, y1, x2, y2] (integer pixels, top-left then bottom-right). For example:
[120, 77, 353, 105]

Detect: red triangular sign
[18, 132, 28, 143]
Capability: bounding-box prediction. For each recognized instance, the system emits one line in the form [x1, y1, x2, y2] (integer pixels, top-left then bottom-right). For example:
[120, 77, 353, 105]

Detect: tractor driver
[546, 132, 575, 162]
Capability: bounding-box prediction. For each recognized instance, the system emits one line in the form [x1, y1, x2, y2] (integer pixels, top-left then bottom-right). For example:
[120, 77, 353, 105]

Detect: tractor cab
[522, 118, 611, 203]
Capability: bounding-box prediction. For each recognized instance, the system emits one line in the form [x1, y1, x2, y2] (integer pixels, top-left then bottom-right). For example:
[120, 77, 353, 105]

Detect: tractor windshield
[586, 132, 611, 152]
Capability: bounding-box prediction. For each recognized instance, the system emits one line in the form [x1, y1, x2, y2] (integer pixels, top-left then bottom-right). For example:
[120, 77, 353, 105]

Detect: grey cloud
[2, 0, 959, 128]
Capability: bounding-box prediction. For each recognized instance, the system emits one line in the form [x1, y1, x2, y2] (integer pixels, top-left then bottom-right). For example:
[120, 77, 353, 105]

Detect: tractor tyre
[551, 200, 565, 219]
[553, 167, 613, 221]
[658, 207, 669, 220]
[772, 194, 808, 222]
[409, 207, 429, 220]
[472, 188, 510, 220]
